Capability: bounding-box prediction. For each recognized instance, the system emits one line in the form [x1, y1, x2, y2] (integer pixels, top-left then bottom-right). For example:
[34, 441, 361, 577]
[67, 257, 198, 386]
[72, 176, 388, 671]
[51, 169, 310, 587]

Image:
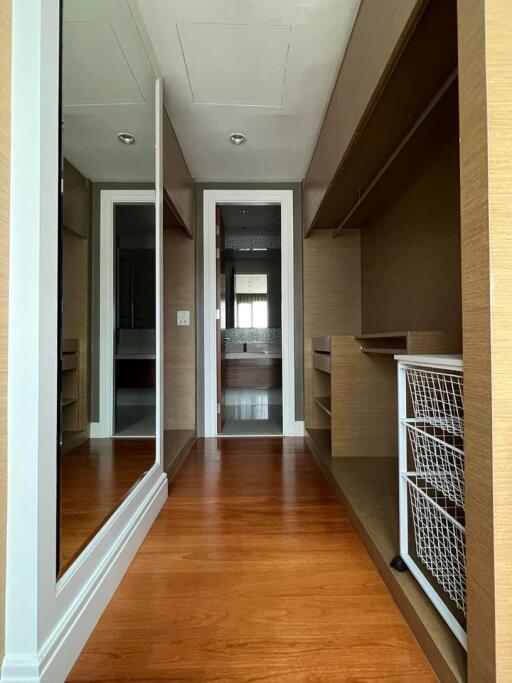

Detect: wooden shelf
[360, 347, 404, 355]
[355, 331, 461, 356]
[312, 351, 331, 374]
[355, 331, 409, 339]
[313, 396, 331, 417]
[305, 438, 466, 683]
[305, 0, 458, 235]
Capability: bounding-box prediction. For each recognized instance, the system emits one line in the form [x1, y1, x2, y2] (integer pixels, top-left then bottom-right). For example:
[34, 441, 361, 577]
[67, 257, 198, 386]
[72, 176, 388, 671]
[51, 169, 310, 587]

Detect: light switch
[177, 310, 190, 326]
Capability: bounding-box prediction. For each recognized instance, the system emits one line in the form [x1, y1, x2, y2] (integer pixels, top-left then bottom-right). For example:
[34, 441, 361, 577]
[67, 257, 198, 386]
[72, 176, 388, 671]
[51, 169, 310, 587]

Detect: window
[236, 294, 268, 328]
[234, 274, 268, 329]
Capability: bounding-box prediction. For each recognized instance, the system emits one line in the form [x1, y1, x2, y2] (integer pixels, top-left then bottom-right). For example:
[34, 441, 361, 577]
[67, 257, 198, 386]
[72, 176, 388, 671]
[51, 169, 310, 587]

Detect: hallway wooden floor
[68, 438, 436, 682]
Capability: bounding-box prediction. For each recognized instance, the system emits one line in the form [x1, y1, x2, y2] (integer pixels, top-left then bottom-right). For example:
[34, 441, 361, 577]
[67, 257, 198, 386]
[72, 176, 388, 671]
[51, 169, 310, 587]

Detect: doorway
[203, 189, 298, 437]
[219, 205, 283, 435]
[96, 189, 157, 439]
[114, 203, 156, 437]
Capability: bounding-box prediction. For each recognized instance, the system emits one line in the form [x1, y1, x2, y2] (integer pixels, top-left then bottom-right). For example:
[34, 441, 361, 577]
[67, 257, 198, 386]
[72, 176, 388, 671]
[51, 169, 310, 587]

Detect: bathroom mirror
[57, 0, 157, 575]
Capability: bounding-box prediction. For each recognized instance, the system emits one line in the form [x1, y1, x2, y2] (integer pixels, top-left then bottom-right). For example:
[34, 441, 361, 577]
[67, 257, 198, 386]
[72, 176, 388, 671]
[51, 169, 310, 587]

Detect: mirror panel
[58, 0, 157, 575]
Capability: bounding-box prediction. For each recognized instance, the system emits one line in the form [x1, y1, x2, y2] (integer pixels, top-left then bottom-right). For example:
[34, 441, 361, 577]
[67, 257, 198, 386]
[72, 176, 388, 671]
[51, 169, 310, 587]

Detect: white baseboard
[89, 421, 107, 438]
[1, 474, 167, 683]
[293, 421, 305, 437]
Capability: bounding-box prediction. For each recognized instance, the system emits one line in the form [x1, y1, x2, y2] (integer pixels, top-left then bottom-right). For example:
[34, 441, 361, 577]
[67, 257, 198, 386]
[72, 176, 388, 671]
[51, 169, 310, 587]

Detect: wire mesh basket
[406, 422, 465, 508]
[407, 475, 466, 615]
[406, 367, 464, 437]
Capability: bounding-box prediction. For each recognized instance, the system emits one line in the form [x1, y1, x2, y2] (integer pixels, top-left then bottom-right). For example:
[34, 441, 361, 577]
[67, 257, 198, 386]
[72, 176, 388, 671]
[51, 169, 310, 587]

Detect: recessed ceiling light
[229, 133, 246, 146]
[117, 132, 136, 145]
[240, 209, 250, 215]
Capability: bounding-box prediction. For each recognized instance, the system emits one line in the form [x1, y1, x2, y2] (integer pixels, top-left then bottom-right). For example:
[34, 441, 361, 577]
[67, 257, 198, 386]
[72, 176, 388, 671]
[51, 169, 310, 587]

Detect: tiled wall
[223, 328, 281, 344]
[117, 328, 155, 351]
[224, 234, 280, 250]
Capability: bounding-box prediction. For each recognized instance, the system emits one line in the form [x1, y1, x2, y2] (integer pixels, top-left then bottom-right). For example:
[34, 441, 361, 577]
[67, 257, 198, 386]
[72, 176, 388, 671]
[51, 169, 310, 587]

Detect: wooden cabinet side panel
[330, 336, 398, 458]
[484, 0, 512, 677]
[303, 230, 361, 428]
[457, 1, 496, 680]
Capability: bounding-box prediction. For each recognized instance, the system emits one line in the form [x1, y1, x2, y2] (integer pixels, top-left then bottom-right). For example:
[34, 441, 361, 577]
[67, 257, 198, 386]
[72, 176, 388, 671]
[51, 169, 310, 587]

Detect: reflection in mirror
[58, 0, 157, 575]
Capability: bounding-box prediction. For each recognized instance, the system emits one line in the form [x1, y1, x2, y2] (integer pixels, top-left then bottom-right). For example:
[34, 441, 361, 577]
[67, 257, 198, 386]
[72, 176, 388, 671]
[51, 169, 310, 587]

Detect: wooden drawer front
[313, 352, 331, 374]
[61, 354, 77, 372]
[224, 359, 282, 388]
[312, 336, 331, 353]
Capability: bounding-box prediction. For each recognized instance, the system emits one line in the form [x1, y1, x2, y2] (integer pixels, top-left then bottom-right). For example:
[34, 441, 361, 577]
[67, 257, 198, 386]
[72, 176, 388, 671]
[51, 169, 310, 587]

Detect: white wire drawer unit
[395, 354, 466, 648]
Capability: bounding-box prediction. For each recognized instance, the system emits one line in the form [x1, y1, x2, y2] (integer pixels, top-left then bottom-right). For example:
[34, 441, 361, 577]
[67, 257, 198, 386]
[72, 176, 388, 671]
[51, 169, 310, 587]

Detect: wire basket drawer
[406, 367, 464, 437]
[407, 476, 466, 615]
[406, 423, 464, 508]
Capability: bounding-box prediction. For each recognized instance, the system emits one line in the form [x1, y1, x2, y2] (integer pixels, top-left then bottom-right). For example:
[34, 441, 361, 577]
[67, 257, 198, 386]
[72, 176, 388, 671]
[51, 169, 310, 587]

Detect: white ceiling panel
[136, 0, 361, 182]
[177, 22, 290, 106]
[63, 22, 145, 106]
[62, 0, 156, 182]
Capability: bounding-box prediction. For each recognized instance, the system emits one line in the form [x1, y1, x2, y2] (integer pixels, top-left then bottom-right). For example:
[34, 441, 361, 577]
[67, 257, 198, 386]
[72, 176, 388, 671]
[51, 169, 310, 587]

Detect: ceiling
[62, 0, 156, 182]
[221, 205, 280, 237]
[136, 0, 361, 182]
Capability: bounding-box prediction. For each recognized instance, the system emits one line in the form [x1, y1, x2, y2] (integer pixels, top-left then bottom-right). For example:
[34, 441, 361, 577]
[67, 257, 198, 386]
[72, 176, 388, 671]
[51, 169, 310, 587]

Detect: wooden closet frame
[302, 1, 512, 681]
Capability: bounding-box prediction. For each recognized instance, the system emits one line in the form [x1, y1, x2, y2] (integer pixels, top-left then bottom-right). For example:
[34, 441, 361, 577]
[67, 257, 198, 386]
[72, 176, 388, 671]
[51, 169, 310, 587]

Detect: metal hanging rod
[333, 67, 458, 238]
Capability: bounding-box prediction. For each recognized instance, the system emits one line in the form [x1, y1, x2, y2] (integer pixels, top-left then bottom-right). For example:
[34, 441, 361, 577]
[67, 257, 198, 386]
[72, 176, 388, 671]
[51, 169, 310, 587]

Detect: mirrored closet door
[58, 0, 158, 575]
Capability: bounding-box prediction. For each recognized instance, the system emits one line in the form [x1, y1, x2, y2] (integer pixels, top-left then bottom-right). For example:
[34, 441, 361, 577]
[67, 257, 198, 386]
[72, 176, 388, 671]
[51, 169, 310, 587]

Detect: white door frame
[94, 189, 156, 438]
[203, 189, 301, 437]
[3, 5, 166, 678]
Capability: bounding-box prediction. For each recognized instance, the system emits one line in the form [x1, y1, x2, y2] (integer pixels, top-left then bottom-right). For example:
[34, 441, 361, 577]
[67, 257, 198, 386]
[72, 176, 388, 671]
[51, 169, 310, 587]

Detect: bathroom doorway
[218, 205, 282, 435]
[203, 189, 297, 437]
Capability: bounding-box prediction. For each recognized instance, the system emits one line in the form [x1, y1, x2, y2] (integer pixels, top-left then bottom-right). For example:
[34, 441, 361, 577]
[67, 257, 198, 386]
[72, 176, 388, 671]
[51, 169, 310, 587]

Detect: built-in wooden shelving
[304, 0, 458, 236]
[313, 396, 331, 416]
[306, 441, 466, 683]
[306, 330, 465, 681]
[309, 331, 461, 459]
[61, 338, 80, 439]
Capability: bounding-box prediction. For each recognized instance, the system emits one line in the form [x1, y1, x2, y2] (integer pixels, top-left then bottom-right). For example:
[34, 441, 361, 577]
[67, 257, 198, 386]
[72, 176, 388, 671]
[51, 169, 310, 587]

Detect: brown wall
[62, 227, 90, 431]
[0, 0, 11, 662]
[163, 110, 195, 236]
[360, 91, 462, 340]
[163, 226, 196, 432]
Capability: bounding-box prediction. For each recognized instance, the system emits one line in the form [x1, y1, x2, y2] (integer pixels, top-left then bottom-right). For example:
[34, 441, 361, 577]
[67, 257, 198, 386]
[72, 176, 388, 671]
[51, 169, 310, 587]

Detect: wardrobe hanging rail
[333, 68, 458, 238]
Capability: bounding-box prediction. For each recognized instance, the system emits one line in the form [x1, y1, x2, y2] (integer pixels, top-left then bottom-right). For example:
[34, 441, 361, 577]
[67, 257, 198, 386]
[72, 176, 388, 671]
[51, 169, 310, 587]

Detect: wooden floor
[60, 438, 155, 573]
[68, 437, 436, 682]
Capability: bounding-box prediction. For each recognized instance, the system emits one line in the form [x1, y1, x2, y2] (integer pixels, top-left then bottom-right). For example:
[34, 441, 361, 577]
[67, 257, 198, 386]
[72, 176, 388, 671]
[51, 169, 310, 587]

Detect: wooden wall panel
[458, 1, 512, 680]
[163, 226, 196, 431]
[458, 2, 495, 680]
[486, 2, 512, 676]
[0, 0, 11, 663]
[303, 230, 361, 428]
[303, 0, 423, 234]
[63, 160, 91, 238]
[163, 109, 195, 237]
[360, 89, 462, 341]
